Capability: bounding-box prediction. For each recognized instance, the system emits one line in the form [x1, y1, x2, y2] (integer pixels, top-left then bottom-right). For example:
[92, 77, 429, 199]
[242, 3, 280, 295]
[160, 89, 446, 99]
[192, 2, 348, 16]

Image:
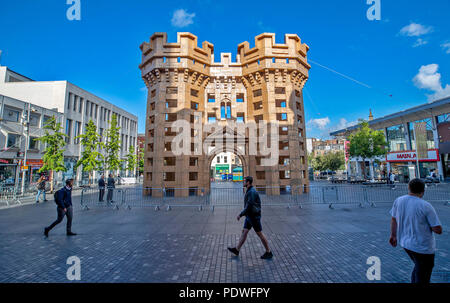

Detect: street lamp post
[20, 102, 31, 195]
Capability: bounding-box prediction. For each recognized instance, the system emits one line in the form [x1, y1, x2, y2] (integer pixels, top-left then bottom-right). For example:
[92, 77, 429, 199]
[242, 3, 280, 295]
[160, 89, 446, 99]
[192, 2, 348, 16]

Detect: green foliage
[138, 145, 144, 174]
[125, 145, 138, 174]
[75, 120, 104, 182]
[310, 152, 345, 172]
[105, 114, 122, 172]
[36, 116, 67, 174]
[348, 120, 387, 159]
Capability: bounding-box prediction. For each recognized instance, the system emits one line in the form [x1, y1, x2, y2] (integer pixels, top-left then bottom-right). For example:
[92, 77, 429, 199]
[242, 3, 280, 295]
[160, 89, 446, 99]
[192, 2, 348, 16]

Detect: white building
[0, 66, 138, 185]
[0, 94, 62, 186]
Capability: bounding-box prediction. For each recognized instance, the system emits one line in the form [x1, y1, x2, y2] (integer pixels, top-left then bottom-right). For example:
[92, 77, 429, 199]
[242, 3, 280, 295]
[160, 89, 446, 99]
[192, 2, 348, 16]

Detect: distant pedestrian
[228, 176, 273, 259]
[389, 178, 442, 284]
[35, 175, 48, 203]
[44, 178, 77, 237]
[390, 172, 396, 188]
[98, 175, 105, 202]
[107, 174, 115, 203]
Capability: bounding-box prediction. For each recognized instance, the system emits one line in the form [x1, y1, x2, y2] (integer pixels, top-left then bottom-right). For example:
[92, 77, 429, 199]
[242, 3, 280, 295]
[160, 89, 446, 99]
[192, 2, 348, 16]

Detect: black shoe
[44, 228, 49, 237]
[261, 251, 273, 259]
[43, 199, 48, 202]
[67, 232, 77, 236]
[228, 247, 239, 256]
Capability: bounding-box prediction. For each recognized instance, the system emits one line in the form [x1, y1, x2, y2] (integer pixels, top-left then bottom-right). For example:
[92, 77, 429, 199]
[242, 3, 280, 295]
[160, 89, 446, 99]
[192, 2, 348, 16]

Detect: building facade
[0, 94, 62, 186]
[139, 32, 310, 195]
[0, 66, 138, 184]
[331, 97, 450, 182]
[309, 138, 346, 157]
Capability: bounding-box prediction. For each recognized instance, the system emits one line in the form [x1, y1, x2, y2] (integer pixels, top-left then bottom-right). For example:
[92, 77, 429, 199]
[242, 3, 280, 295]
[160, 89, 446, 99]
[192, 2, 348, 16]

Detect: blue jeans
[36, 190, 46, 202]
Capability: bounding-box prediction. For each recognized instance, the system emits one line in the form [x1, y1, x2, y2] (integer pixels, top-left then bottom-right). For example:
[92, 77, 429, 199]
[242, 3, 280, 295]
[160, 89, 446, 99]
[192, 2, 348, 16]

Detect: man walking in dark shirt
[107, 174, 115, 203]
[44, 178, 77, 237]
[228, 176, 273, 259]
[98, 175, 105, 202]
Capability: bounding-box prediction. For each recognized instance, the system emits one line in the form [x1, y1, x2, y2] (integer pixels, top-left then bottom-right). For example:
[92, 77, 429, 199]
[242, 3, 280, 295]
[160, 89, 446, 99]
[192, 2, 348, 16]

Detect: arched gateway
[139, 32, 310, 197]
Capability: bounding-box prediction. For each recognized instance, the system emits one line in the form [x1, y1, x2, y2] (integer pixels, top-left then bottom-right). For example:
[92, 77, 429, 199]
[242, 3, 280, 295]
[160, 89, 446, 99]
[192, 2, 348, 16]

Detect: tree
[323, 152, 345, 172]
[75, 120, 104, 185]
[138, 146, 144, 175]
[348, 120, 387, 180]
[36, 116, 67, 192]
[125, 145, 138, 177]
[105, 113, 122, 175]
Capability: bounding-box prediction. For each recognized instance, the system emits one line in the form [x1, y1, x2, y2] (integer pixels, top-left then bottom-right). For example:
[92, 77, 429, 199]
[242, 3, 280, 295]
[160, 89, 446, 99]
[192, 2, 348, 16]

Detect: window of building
[73, 95, 77, 111]
[166, 87, 177, 94]
[226, 103, 231, 119]
[65, 119, 73, 144]
[253, 101, 263, 111]
[163, 153, 175, 163]
[189, 172, 198, 181]
[279, 140, 289, 150]
[190, 157, 198, 166]
[208, 94, 215, 103]
[191, 102, 199, 110]
[164, 142, 172, 152]
[224, 156, 227, 163]
[208, 114, 216, 123]
[165, 113, 177, 122]
[436, 113, 449, 123]
[99, 128, 103, 142]
[190, 89, 199, 97]
[220, 103, 226, 119]
[163, 172, 175, 181]
[236, 93, 244, 103]
[237, 113, 245, 123]
[43, 115, 52, 126]
[29, 113, 40, 127]
[276, 99, 286, 108]
[408, 118, 435, 150]
[254, 115, 263, 123]
[279, 170, 290, 179]
[279, 126, 288, 135]
[275, 87, 285, 94]
[256, 171, 265, 179]
[2, 106, 20, 122]
[386, 124, 407, 152]
[79, 98, 83, 113]
[74, 121, 81, 144]
[253, 89, 262, 97]
[29, 136, 38, 149]
[165, 100, 177, 108]
[276, 113, 287, 121]
[7, 133, 21, 148]
[67, 96, 71, 109]
[151, 89, 156, 98]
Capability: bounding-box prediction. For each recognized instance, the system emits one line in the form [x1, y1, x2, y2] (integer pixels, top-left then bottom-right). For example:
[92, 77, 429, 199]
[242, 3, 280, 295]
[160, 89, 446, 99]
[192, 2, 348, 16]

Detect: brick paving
[0, 185, 449, 283]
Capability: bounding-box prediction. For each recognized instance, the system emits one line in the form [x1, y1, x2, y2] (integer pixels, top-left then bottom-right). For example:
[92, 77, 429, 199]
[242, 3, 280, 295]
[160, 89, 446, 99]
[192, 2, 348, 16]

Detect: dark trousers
[99, 189, 105, 201]
[107, 189, 114, 202]
[47, 206, 73, 233]
[404, 248, 435, 284]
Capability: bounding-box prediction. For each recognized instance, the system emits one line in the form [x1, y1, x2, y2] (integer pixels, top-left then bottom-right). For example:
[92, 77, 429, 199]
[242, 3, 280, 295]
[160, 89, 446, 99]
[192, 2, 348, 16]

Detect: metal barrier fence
[79, 183, 450, 211]
[0, 186, 21, 207]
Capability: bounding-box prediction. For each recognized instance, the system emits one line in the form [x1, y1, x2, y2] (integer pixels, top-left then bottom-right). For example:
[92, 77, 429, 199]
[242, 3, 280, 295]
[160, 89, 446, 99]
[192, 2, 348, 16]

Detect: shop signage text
[386, 149, 440, 162]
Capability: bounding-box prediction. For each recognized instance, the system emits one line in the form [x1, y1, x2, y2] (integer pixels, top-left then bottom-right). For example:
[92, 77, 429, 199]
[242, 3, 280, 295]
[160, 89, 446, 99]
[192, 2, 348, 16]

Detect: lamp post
[20, 102, 31, 195]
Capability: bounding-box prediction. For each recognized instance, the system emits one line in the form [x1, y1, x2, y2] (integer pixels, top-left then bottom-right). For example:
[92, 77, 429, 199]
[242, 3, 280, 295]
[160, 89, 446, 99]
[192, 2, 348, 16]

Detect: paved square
[0, 187, 449, 283]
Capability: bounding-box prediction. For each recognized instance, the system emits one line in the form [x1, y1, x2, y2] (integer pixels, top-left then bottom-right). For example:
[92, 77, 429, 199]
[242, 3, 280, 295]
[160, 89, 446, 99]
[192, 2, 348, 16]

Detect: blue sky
[0, 0, 449, 138]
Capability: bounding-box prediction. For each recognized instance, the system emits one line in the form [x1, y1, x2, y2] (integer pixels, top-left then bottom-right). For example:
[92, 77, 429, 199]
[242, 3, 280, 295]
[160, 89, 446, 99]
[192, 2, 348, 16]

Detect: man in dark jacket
[98, 175, 105, 202]
[44, 178, 77, 237]
[228, 176, 273, 259]
[106, 174, 115, 203]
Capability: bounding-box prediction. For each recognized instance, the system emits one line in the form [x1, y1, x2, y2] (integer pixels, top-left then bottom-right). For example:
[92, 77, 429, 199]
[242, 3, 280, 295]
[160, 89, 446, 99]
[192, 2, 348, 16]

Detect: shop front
[0, 159, 17, 187]
[386, 149, 440, 182]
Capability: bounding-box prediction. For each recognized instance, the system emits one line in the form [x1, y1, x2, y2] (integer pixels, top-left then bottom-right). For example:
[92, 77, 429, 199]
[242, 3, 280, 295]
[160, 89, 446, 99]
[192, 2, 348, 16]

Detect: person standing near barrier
[107, 174, 115, 203]
[98, 175, 105, 202]
[228, 176, 273, 259]
[389, 178, 442, 284]
[44, 178, 77, 237]
[35, 175, 48, 203]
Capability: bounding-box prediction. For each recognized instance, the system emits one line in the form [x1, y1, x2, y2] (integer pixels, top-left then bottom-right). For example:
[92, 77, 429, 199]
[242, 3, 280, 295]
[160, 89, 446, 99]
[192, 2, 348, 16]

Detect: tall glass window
[408, 118, 435, 150]
[436, 113, 449, 124]
[386, 124, 407, 152]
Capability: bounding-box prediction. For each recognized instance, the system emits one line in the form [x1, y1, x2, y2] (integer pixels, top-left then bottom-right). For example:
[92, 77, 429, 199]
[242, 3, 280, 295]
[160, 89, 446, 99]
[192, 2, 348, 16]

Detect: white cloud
[441, 42, 450, 54]
[171, 9, 195, 28]
[399, 23, 433, 37]
[307, 117, 330, 130]
[413, 38, 428, 48]
[413, 64, 450, 101]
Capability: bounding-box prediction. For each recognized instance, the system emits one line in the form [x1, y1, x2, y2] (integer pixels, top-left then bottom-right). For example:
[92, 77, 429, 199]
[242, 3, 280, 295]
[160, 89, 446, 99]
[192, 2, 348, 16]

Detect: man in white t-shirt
[389, 178, 443, 283]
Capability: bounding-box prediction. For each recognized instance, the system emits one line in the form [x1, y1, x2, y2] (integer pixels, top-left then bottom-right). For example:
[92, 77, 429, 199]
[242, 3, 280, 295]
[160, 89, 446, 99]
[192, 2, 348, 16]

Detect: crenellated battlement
[139, 32, 310, 74]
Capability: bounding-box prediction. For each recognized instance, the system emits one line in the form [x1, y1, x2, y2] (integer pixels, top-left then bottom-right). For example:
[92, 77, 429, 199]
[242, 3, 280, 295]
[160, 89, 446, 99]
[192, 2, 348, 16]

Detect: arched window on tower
[226, 102, 231, 119]
[220, 102, 226, 119]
